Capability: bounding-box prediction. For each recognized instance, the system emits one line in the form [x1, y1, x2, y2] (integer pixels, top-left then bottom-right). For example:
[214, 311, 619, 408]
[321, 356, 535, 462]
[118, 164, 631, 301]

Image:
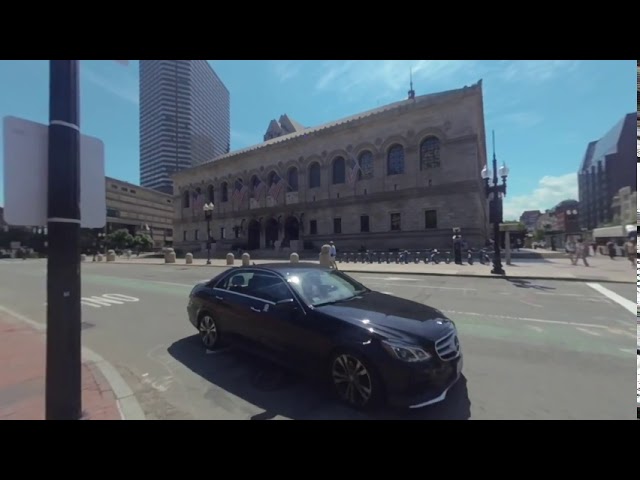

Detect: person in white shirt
[329, 241, 338, 269]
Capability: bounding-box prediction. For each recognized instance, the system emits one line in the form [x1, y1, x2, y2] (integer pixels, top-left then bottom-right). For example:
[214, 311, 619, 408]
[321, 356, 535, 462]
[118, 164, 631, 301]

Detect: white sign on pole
[2, 116, 106, 228]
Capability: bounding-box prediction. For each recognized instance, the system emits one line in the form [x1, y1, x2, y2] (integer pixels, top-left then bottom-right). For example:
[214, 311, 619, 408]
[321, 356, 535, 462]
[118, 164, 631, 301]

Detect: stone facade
[106, 177, 174, 247]
[173, 81, 490, 253]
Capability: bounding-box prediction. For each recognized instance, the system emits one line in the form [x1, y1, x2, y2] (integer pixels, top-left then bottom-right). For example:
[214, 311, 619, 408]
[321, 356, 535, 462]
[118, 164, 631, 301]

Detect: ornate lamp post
[203, 202, 215, 265]
[565, 209, 579, 237]
[481, 132, 510, 275]
[93, 230, 105, 261]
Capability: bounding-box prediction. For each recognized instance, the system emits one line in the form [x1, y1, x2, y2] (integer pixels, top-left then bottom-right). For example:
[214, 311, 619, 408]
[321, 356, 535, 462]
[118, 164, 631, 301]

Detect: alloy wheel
[199, 315, 218, 348]
[332, 353, 373, 407]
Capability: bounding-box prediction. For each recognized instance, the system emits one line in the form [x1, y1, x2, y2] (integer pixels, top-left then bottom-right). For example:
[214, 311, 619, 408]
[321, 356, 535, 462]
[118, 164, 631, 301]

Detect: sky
[0, 59, 635, 220]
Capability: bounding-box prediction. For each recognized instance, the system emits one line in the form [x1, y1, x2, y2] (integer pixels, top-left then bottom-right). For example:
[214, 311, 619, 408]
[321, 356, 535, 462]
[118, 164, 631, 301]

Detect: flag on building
[192, 191, 204, 214]
[347, 158, 361, 186]
[269, 177, 284, 200]
[254, 179, 267, 200]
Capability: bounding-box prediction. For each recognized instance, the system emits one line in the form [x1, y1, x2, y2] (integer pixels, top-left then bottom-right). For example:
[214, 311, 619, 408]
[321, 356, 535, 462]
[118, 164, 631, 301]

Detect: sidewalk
[109, 255, 635, 284]
[0, 314, 122, 420]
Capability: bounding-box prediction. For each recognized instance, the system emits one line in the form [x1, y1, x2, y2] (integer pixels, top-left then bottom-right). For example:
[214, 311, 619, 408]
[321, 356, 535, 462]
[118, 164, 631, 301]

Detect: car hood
[314, 291, 454, 342]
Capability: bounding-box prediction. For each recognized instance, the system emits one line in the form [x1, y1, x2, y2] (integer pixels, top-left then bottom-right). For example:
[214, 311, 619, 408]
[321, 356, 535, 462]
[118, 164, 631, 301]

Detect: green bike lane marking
[450, 316, 630, 360]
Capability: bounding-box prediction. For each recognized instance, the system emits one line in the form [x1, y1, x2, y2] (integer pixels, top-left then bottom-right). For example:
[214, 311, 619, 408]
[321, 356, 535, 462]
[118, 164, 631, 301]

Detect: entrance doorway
[248, 220, 260, 250]
[265, 218, 279, 248]
[284, 216, 300, 241]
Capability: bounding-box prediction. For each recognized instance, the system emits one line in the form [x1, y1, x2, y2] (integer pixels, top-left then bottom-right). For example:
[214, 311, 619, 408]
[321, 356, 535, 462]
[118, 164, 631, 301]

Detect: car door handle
[215, 296, 224, 301]
[250, 307, 261, 313]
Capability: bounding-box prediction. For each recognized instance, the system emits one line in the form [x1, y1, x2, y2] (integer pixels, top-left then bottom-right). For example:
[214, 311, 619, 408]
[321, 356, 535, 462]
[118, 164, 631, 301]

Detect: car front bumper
[383, 354, 463, 409]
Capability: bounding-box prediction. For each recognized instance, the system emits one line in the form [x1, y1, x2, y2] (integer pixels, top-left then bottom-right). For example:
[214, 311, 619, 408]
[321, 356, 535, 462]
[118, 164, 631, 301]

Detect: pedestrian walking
[574, 238, 589, 267]
[329, 241, 338, 270]
[606, 240, 616, 259]
[565, 238, 576, 264]
[624, 237, 636, 267]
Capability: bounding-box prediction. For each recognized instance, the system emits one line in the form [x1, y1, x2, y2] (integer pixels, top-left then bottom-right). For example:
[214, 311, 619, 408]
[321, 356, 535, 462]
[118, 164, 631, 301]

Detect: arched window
[308, 162, 321, 189]
[234, 178, 243, 191]
[267, 171, 279, 186]
[207, 185, 214, 203]
[357, 151, 374, 180]
[332, 156, 346, 184]
[182, 190, 190, 208]
[287, 167, 299, 192]
[221, 182, 228, 202]
[387, 144, 405, 176]
[250, 175, 260, 198]
[420, 136, 441, 170]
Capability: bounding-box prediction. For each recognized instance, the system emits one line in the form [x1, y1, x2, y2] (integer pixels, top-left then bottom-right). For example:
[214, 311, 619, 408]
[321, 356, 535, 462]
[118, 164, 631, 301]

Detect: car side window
[215, 271, 254, 293]
[244, 273, 292, 303]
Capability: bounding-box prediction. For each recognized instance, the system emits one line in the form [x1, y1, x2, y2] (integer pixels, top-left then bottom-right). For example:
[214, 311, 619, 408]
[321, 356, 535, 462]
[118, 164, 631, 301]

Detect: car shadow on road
[167, 335, 471, 420]
[505, 278, 555, 291]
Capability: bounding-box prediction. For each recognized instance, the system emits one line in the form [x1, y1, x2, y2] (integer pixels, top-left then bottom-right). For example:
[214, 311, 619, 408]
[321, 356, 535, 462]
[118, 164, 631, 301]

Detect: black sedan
[187, 263, 463, 410]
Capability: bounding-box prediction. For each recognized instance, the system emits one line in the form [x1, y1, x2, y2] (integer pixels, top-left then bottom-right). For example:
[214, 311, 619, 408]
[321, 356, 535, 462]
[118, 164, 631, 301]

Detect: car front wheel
[330, 351, 381, 409]
[198, 313, 220, 349]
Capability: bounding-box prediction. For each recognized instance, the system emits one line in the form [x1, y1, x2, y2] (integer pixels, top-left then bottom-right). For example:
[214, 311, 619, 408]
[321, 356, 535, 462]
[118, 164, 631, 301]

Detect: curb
[105, 261, 634, 285]
[0, 304, 145, 420]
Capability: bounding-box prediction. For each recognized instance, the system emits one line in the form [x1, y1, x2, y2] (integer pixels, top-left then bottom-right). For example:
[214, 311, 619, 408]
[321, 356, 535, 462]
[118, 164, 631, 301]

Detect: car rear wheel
[330, 351, 381, 409]
[198, 313, 220, 349]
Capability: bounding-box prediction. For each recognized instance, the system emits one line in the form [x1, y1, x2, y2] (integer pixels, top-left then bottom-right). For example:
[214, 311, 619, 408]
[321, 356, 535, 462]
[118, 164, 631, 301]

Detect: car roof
[234, 262, 331, 274]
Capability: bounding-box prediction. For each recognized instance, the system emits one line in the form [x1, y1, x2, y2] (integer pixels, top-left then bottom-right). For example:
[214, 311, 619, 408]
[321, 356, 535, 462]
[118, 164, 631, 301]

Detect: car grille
[434, 328, 461, 361]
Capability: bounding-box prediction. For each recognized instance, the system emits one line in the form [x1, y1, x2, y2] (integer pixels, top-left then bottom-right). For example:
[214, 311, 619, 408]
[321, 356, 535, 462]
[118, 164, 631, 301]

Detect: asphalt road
[0, 259, 635, 420]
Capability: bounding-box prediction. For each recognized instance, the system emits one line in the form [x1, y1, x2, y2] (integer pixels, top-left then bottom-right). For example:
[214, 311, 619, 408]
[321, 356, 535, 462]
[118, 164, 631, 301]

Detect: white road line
[519, 300, 543, 308]
[367, 281, 475, 292]
[444, 310, 615, 330]
[527, 325, 545, 333]
[381, 291, 394, 295]
[585, 283, 635, 315]
[358, 276, 421, 282]
[576, 327, 602, 337]
[146, 280, 194, 288]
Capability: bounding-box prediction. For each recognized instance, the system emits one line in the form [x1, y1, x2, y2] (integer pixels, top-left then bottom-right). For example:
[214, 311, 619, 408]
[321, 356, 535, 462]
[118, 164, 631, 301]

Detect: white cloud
[503, 173, 578, 220]
[314, 60, 478, 101]
[499, 60, 581, 83]
[82, 63, 139, 105]
[270, 60, 303, 82]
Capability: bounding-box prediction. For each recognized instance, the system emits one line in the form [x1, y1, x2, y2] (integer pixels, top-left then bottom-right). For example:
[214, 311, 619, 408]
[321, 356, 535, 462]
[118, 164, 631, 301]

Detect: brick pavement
[0, 315, 121, 420]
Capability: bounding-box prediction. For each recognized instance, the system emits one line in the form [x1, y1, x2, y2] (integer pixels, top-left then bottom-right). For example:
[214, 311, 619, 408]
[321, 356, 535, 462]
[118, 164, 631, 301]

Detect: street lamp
[565, 209, 578, 237]
[203, 202, 215, 265]
[481, 131, 509, 275]
[93, 230, 106, 261]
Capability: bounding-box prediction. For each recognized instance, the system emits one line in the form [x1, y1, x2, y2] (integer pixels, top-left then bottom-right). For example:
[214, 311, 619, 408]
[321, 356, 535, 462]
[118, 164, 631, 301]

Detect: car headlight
[381, 340, 432, 362]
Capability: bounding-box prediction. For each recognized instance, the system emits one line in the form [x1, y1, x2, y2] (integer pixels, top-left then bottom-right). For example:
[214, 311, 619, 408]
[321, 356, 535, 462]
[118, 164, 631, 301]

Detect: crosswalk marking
[586, 283, 635, 315]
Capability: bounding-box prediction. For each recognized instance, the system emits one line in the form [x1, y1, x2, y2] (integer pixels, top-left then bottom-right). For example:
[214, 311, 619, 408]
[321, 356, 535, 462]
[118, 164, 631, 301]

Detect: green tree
[132, 234, 153, 252]
[106, 229, 133, 250]
[533, 229, 546, 241]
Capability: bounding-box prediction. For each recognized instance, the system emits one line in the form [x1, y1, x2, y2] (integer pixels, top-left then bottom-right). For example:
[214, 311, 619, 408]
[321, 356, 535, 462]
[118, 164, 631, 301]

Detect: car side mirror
[275, 298, 297, 310]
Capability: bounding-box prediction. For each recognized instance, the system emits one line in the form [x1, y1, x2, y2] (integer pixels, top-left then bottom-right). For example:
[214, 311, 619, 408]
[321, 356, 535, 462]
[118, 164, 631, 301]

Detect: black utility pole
[482, 131, 509, 276]
[45, 60, 82, 420]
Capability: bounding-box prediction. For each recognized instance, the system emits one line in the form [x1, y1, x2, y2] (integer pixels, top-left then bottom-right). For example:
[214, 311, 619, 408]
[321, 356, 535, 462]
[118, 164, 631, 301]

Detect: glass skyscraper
[139, 60, 230, 194]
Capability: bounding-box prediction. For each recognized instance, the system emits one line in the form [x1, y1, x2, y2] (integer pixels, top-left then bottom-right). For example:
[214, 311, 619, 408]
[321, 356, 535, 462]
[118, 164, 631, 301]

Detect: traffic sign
[2, 116, 106, 228]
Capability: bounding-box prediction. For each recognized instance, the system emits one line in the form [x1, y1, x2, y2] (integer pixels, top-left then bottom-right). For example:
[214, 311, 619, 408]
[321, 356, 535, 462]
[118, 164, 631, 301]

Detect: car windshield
[285, 269, 369, 307]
